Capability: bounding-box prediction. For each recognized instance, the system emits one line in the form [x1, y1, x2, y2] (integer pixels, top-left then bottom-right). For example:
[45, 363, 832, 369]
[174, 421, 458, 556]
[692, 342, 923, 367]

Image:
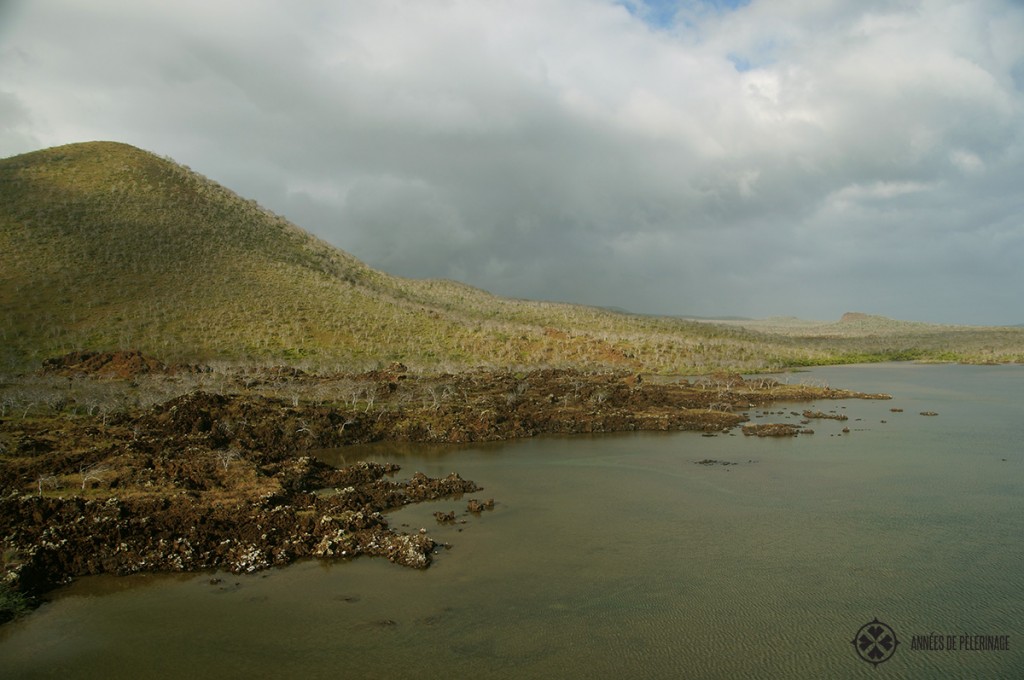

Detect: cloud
[2, 0, 1023, 324]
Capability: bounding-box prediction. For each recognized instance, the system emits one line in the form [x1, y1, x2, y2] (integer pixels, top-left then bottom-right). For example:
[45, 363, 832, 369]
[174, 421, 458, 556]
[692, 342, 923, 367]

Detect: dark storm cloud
[2, 0, 1022, 324]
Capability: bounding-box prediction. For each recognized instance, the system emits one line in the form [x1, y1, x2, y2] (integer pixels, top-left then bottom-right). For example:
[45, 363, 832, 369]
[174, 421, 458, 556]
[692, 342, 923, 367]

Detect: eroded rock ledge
[0, 358, 891, 605]
[1, 462, 478, 597]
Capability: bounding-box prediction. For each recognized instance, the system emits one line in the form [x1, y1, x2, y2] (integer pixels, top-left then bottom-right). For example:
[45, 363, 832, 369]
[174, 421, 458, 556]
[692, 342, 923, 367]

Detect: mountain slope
[0, 142, 752, 370]
[2, 142, 1022, 372]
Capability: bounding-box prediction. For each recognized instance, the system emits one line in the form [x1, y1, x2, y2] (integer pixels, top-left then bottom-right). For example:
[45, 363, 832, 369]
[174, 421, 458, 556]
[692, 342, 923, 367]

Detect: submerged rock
[466, 498, 495, 513]
[741, 423, 804, 437]
[433, 511, 456, 524]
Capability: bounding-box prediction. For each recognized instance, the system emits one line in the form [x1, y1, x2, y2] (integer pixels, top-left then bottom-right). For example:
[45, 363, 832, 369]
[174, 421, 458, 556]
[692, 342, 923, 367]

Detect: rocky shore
[0, 352, 890, 610]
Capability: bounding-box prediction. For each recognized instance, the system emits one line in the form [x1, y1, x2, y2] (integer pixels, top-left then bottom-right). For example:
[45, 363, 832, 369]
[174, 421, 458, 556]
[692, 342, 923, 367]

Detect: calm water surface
[1, 364, 1022, 678]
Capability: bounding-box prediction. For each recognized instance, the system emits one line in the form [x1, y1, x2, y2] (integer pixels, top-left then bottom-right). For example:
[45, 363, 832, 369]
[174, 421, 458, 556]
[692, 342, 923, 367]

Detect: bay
[1, 364, 1021, 678]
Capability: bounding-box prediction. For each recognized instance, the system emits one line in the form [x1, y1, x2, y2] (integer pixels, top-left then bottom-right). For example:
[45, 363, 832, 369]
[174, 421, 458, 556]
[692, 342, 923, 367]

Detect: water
[1, 364, 1022, 678]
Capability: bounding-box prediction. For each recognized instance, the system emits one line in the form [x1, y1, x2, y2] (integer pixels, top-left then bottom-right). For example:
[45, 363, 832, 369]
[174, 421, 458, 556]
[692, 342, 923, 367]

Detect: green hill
[2, 142, 1022, 372]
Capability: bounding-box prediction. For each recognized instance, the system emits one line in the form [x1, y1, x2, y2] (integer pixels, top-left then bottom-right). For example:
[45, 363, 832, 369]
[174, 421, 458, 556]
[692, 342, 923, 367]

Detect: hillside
[710, 313, 1024, 364]
[2, 142, 1022, 372]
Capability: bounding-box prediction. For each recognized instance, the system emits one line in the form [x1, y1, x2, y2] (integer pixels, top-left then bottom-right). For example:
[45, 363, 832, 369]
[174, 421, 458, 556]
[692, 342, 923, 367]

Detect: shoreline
[0, 353, 890, 616]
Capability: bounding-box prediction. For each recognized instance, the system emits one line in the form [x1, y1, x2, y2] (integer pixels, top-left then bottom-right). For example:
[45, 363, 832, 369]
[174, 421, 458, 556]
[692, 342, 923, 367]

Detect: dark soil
[39, 350, 201, 378]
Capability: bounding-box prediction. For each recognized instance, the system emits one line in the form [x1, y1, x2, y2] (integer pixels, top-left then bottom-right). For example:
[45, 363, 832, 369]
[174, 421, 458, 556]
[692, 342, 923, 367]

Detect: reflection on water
[1, 364, 1022, 678]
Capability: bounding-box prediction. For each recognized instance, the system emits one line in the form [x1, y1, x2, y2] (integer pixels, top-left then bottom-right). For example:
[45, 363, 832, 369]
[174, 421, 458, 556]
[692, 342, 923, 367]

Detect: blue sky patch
[616, 0, 752, 28]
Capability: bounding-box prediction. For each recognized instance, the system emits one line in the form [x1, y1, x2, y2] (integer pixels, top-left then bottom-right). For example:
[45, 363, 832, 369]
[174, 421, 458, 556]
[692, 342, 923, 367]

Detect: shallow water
[1, 364, 1022, 678]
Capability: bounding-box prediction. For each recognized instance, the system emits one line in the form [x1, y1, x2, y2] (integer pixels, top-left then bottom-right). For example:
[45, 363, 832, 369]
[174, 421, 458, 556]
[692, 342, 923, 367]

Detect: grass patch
[0, 581, 30, 623]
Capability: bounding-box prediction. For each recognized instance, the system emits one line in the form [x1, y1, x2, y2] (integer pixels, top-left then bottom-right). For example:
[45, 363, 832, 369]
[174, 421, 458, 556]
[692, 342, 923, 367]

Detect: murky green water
[1, 364, 1022, 678]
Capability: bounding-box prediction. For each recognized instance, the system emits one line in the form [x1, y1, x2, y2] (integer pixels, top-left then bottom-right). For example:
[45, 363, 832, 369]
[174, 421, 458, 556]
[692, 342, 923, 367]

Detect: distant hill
[2, 142, 1022, 372]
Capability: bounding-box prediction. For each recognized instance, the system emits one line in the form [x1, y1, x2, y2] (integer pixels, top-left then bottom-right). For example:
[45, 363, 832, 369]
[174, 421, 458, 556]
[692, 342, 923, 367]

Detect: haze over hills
[2, 142, 1022, 373]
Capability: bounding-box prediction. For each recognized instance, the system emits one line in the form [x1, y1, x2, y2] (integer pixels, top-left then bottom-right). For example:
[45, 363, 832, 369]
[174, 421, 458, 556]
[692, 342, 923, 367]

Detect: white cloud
[949, 149, 985, 174]
[1, 0, 1023, 324]
[829, 180, 934, 204]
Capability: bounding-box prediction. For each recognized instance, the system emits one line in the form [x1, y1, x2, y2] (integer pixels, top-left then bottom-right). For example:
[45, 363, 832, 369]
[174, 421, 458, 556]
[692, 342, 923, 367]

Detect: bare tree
[79, 463, 111, 490]
[425, 386, 442, 410]
[212, 448, 240, 472]
[37, 473, 58, 496]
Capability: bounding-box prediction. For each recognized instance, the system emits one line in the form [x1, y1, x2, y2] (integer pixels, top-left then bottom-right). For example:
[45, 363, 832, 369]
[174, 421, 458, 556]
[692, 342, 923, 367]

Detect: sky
[1, 0, 1023, 325]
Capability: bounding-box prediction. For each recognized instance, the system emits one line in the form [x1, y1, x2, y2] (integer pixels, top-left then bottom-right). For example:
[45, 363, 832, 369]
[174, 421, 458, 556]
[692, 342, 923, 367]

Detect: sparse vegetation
[0, 581, 30, 623]
[2, 141, 1020, 625]
[3, 142, 1020, 375]
[1, 355, 891, 606]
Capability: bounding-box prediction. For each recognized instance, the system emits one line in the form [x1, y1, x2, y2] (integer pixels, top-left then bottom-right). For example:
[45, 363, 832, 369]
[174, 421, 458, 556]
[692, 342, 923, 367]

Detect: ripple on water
[1, 365, 1022, 679]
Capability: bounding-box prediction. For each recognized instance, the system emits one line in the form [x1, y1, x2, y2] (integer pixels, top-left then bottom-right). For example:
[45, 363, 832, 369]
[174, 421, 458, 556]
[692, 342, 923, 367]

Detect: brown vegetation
[0, 351, 893, 609]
